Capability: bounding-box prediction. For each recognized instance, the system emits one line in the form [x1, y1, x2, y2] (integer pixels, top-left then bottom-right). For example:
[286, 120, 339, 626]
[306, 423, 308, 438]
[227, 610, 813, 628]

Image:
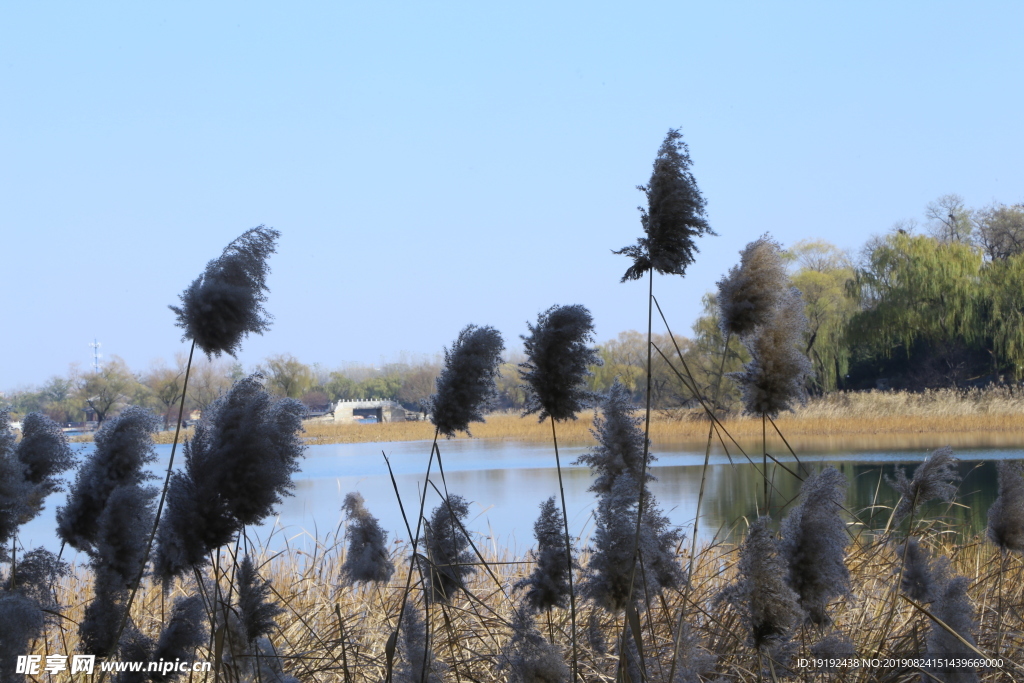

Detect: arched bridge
[330, 398, 424, 424]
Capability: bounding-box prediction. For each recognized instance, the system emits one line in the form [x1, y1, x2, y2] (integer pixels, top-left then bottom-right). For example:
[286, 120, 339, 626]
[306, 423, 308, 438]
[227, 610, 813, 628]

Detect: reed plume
[500, 607, 570, 683]
[0, 593, 43, 683]
[520, 304, 600, 422]
[169, 225, 279, 357]
[56, 407, 159, 553]
[717, 235, 788, 338]
[519, 303, 599, 680]
[112, 627, 155, 683]
[0, 413, 31, 562]
[778, 466, 850, 624]
[987, 460, 1024, 553]
[668, 620, 716, 683]
[150, 596, 206, 682]
[515, 497, 572, 613]
[81, 482, 157, 656]
[154, 375, 305, 582]
[53, 408, 160, 656]
[13, 412, 75, 518]
[397, 602, 445, 683]
[340, 491, 395, 585]
[430, 325, 504, 437]
[731, 287, 812, 418]
[886, 446, 960, 525]
[236, 555, 284, 646]
[576, 384, 683, 611]
[615, 128, 714, 281]
[421, 495, 475, 603]
[897, 537, 949, 604]
[574, 382, 650, 495]
[923, 576, 979, 683]
[718, 518, 804, 650]
[3, 548, 67, 604]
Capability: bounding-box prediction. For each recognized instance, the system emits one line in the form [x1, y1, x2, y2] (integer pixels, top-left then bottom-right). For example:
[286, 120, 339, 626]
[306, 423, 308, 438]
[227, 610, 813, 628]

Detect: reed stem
[102, 339, 195, 681]
[550, 417, 579, 682]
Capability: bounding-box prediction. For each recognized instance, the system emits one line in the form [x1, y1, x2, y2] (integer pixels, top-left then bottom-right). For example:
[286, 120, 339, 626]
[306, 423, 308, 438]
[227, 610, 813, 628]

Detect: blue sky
[2, 2, 1022, 389]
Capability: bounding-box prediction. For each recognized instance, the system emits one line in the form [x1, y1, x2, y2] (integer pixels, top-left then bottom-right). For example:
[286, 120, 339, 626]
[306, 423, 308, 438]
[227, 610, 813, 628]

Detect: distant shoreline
[65, 388, 1024, 453]
[296, 410, 1024, 453]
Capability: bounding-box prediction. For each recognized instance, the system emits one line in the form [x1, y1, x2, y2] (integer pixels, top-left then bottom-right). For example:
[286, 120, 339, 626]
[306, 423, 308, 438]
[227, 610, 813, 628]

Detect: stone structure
[331, 398, 424, 424]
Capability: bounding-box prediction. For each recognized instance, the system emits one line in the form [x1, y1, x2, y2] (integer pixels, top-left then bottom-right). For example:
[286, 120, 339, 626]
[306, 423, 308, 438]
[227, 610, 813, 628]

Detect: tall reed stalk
[614, 128, 713, 680]
[107, 227, 280, 669]
[519, 303, 601, 681]
[383, 324, 503, 683]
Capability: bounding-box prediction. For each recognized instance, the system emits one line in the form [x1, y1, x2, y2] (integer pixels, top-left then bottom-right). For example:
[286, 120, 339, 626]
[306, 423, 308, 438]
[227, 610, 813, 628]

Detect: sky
[2, 2, 1023, 390]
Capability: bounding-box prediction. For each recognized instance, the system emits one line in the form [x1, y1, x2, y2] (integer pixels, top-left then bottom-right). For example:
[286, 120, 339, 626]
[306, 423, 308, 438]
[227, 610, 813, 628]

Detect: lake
[17, 438, 1024, 564]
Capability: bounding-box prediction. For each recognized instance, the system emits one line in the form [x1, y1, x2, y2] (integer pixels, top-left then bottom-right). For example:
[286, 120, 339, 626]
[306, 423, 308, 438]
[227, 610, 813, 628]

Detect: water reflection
[17, 440, 1022, 561]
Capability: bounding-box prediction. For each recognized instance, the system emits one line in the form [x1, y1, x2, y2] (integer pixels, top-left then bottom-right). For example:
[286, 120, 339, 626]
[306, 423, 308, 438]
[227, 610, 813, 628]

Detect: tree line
[5, 194, 1023, 424]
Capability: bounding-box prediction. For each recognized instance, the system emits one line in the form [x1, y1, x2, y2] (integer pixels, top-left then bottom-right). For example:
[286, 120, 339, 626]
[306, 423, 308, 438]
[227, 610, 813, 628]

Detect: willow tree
[685, 292, 748, 413]
[787, 240, 858, 393]
[981, 252, 1024, 380]
[848, 232, 984, 361]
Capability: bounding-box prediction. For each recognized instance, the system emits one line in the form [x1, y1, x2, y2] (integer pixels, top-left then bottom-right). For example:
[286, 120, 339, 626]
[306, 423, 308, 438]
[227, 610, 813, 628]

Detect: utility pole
[89, 339, 102, 373]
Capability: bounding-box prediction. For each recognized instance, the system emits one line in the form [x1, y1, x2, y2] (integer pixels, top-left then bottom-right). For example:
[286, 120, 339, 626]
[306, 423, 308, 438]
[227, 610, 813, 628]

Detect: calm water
[18, 439, 1024, 563]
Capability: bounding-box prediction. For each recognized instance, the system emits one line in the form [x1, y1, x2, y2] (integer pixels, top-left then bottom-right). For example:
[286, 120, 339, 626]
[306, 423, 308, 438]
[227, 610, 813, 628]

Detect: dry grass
[37, 520, 1023, 682]
[299, 387, 1024, 451]
[32, 388, 1021, 680]
[64, 387, 1024, 451]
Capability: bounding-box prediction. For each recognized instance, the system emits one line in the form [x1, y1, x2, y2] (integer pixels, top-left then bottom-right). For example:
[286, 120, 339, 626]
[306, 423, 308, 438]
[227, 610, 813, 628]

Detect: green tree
[589, 331, 646, 397]
[397, 363, 440, 409]
[787, 240, 858, 392]
[357, 375, 402, 399]
[5, 388, 45, 421]
[325, 372, 359, 402]
[589, 331, 689, 409]
[847, 231, 985, 387]
[144, 354, 188, 429]
[495, 356, 528, 411]
[77, 356, 138, 424]
[980, 252, 1024, 380]
[39, 375, 80, 424]
[850, 232, 983, 352]
[683, 292, 749, 413]
[262, 353, 314, 399]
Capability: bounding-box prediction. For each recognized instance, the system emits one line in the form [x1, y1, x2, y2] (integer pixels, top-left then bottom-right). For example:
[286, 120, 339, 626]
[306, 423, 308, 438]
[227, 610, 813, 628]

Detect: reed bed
[33, 519, 1023, 682]
[297, 386, 1024, 451]
[68, 387, 1024, 449]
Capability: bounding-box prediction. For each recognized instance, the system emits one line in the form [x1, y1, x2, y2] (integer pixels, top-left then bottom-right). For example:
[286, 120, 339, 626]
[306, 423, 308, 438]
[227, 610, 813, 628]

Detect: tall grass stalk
[112, 338, 195, 661]
[30, 517, 1024, 682]
[384, 427, 440, 683]
[613, 129, 713, 678]
[519, 303, 601, 682]
[107, 227, 281, 673]
[548, 417, 578, 681]
[671, 324, 732, 683]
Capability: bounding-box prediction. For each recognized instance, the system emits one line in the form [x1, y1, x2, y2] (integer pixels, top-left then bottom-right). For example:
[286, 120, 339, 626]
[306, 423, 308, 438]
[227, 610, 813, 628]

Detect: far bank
[137, 387, 1024, 453]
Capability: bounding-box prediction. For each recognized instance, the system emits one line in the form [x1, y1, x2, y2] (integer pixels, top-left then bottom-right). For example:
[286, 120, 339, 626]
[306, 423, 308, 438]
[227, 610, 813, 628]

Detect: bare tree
[925, 194, 972, 243]
[974, 202, 1024, 261]
[187, 356, 233, 416]
[144, 353, 189, 429]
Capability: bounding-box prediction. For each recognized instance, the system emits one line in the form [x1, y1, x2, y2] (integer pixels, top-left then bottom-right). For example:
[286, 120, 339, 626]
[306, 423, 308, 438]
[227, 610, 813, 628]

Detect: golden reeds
[296, 386, 1024, 450]
[68, 387, 1024, 449]
[35, 522, 1023, 682]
